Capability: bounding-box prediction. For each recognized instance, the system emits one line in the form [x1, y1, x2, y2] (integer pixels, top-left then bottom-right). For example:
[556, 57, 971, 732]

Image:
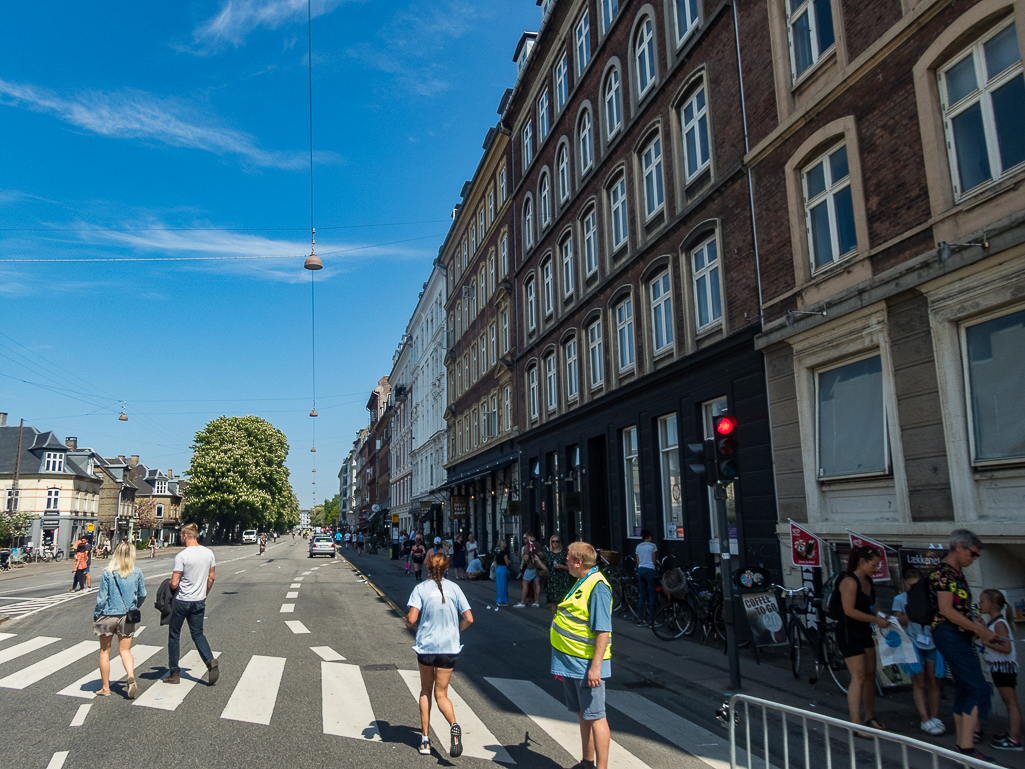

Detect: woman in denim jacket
[92, 541, 147, 697]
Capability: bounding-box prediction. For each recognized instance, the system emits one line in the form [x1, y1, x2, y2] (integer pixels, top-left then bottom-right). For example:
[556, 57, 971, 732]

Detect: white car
[242, 530, 258, 544]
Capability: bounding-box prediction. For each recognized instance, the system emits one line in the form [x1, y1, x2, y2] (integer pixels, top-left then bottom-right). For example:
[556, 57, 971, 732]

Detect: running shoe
[955, 746, 995, 762]
[991, 735, 1024, 751]
[450, 723, 463, 757]
[920, 719, 945, 736]
[419, 738, 431, 756]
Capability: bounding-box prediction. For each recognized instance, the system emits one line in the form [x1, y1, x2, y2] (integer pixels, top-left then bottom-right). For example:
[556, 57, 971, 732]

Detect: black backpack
[904, 575, 935, 625]
[824, 572, 845, 620]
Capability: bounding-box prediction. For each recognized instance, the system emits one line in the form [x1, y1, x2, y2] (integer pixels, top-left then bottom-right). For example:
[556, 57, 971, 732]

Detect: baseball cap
[434, 537, 442, 544]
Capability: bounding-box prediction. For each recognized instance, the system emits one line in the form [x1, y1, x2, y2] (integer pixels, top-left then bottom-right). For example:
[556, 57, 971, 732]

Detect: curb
[340, 555, 407, 619]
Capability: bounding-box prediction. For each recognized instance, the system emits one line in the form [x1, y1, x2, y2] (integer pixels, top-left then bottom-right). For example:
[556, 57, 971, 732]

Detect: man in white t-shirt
[163, 523, 218, 686]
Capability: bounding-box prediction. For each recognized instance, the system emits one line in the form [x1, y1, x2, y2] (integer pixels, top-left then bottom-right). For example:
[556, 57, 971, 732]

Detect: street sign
[87, 524, 95, 532]
[41, 519, 60, 530]
[391, 513, 399, 524]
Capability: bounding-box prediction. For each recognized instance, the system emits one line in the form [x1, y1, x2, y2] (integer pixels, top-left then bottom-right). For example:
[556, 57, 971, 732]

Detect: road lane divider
[285, 621, 310, 634]
[70, 704, 91, 727]
[310, 646, 344, 661]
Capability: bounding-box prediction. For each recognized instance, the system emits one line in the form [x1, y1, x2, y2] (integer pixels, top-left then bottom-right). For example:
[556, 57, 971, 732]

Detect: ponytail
[981, 589, 1012, 629]
[426, 552, 449, 603]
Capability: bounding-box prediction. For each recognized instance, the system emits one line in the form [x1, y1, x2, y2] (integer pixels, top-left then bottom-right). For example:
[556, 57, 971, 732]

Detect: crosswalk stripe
[45, 751, 69, 769]
[289, 583, 301, 589]
[310, 646, 344, 661]
[221, 655, 286, 725]
[280, 603, 295, 613]
[133, 650, 219, 711]
[0, 636, 59, 665]
[485, 677, 651, 769]
[295, 577, 304, 581]
[399, 669, 515, 764]
[58, 644, 163, 699]
[70, 704, 91, 727]
[286, 591, 299, 599]
[302, 571, 311, 575]
[0, 632, 15, 643]
[321, 662, 380, 741]
[285, 621, 310, 635]
[0, 641, 98, 690]
[311, 567, 320, 570]
[133, 626, 147, 638]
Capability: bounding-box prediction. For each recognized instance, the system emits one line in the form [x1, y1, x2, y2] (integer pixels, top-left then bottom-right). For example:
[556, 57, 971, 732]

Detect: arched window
[524, 197, 535, 248]
[635, 17, 656, 95]
[557, 145, 571, 202]
[578, 109, 594, 171]
[540, 172, 552, 227]
[604, 69, 623, 139]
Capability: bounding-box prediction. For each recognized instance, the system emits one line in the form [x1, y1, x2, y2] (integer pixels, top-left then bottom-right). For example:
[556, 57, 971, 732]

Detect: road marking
[280, 603, 295, 613]
[286, 591, 300, 599]
[133, 650, 219, 711]
[289, 583, 301, 589]
[133, 626, 146, 638]
[70, 704, 91, 727]
[221, 655, 286, 725]
[399, 669, 514, 764]
[0, 633, 14, 643]
[45, 751, 69, 769]
[0, 636, 59, 665]
[285, 621, 310, 634]
[321, 662, 380, 741]
[58, 644, 163, 699]
[295, 577, 305, 582]
[310, 566, 320, 570]
[235, 570, 246, 574]
[0, 641, 98, 690]
[485, 678, 650, 769]
[310, 646, 344, 661]
[302, 571, 312, 575]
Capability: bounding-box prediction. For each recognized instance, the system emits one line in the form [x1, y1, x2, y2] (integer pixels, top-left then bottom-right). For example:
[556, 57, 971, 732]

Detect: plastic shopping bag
[875, 618, 919, 667]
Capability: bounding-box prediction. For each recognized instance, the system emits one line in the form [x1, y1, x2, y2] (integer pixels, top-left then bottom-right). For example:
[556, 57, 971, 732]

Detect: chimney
[130, 455, 139, 466]
[167, 469, 173, 480]
[0, 413, 7, 427]
[65, 437, 78, 450]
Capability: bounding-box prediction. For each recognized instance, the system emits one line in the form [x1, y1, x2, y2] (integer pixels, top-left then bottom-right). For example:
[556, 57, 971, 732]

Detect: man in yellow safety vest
[550, 541, 612, 769]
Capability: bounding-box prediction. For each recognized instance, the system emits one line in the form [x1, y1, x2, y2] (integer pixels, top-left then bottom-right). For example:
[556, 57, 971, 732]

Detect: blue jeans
[168, 599, 213, 671]
[932, 621, 990, 718]
[637, 568, 658, 622]
[495, 565, 509, 604]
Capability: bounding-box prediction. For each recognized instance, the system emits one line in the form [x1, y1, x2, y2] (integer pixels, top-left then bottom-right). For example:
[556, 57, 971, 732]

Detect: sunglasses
[967, 548, 982, 559]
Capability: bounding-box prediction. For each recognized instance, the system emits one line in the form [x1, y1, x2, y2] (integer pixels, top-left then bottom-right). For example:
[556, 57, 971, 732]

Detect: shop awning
[436, 456, 516, 491]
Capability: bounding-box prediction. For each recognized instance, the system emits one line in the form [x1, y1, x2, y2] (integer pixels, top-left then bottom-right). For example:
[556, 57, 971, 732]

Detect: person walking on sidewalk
[891, 569, 945, 737]
[634, 531, 659, 626]
[494, 538, 511, 606]
[92, 541, 146, 698]
[406, 552, 473, 757]
[162, 523, 219, 686]
[411, 535, 427, 581]
[550, 541, 612, 769]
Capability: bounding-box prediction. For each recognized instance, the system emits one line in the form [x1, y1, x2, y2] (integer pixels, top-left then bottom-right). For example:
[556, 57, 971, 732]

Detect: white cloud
[0, 79, 328, 170]
[193, 0, 351, 49]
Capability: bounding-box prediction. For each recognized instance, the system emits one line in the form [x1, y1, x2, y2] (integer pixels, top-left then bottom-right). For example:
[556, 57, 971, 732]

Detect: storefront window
[623, 426, 641, 537]
[964, 308, 1025, 462]
[658, 415, 683, 539]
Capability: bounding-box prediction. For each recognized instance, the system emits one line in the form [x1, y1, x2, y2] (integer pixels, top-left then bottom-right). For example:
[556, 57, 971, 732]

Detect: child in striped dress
[979, 589, 1021, 751]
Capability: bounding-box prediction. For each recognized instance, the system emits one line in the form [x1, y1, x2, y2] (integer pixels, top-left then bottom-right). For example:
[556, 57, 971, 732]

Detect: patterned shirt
[929, 562, 972, 633]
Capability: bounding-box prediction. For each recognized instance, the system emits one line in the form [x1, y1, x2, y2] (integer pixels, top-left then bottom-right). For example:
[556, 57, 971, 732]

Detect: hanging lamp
[118, 401, 129, 421]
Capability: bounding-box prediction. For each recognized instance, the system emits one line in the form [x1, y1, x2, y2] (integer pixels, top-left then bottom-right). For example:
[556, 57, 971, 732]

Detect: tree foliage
[184, 416, 299, 535]
[0, 508, 33, 546]
[314, 494, 340, 528]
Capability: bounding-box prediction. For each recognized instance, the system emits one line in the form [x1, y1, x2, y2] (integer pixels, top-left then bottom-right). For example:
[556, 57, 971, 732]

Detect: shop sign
[391, 513, 399, 524]
[741, 591, 787, 647]
[897, 546, 945, 577]
[450, 496, 468, 520]
[41, 519, 60, 530]
[790, 521, 821, 567]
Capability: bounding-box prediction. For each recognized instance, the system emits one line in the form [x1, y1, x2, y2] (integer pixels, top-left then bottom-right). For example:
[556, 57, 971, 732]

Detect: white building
[338, 445, 356, 530]
[390, 336, 414, 535]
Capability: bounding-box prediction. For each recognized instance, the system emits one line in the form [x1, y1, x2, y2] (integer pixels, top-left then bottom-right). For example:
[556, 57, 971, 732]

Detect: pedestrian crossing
[0, 631, 732, 768]
[0, 591, 92, 621]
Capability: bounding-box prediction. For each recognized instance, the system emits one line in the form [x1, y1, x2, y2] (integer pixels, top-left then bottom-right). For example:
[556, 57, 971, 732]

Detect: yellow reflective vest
[550, 569, 613, 660]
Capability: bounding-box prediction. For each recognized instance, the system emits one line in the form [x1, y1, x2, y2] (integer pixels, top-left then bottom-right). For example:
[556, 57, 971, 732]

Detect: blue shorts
[561, 676, 606, 721]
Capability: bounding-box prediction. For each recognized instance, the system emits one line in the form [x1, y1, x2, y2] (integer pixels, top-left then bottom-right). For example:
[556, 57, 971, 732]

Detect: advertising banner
[790, 521, 821, 567]
[848, 531, 890, 582]
[742, 591, 788, 647]
[450, 496, 468, 520]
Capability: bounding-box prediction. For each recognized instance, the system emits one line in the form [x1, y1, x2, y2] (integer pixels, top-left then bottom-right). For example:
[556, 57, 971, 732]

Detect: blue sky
[1, 0, 539, 510]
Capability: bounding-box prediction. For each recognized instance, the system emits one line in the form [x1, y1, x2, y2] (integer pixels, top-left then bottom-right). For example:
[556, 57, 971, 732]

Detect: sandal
[95, 689, 111, 697]
[863, 717, 887, 730]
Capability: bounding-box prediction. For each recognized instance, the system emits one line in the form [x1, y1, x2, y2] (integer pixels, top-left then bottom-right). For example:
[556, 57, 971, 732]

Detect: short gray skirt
[93, 614, 136, 638]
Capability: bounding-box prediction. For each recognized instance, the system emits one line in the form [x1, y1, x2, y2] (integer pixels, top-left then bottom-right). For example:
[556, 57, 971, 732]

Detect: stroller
[0, 549, 11, 571]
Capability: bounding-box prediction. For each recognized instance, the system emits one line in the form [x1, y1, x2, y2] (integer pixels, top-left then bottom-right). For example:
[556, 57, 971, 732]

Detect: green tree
[184, 415, 300, 538]
[0, 508, 33, 546]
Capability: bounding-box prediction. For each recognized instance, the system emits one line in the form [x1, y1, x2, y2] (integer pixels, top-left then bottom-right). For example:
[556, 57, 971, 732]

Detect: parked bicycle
[653, 566, 723, 642]
[770, 583, 850, 694]
[620, 554, 674, 620]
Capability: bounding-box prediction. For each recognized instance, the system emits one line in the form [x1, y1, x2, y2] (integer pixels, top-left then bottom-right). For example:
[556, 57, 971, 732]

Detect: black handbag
[113, 572, 142, 624]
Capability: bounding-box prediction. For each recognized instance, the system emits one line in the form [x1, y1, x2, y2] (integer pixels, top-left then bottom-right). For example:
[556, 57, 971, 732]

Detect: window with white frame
[523, 121, 534, 166]
[526, 279, 538, 330]
[583, 208, 599, 275]
[545, 353, 558, 411]
[500, 234, 509, 277]
[470, 227, 476, 254]
[504, 386, 512, 430]
[658, 414, 683, 539]
[6, 488, 19, 512]
[556, 54, 569, 113]
[635, 17, 656, 95]
[44, 452, 64, 472]
[481, 402, 489, 443]
[46, 487, 60, 511]
[542, 259, 554, 315]
[681, 85, 710, 181]
[540, 172, 552, 227]
[691, 235, 722, 330]
[565, 338, 579, 399]
[610, 175, 628, 249]
[576, 10, 591, 73]
[155, 479, 168, 494]
[817, 355, 887, 477]
[489, 323, 497, 367]
[479, 332, 487, 371]
[529, 366, 540, 419]
[499, 167, 507, 203]
[472, 345, 479, 381]
[650, 270, 674, 352]
[456, 421, 462, 455]
[490, 394, 499, 436]
[501, 309, 510, 352]
[641, 134, 665, 218]
[561, 237, 575, 297]
[462, 239, 468, 271]
[674, 0, 700, 45]
[473, 408, 479, 447]
[623, 426, 641, 536]
[524, 198, 535, 248]
[156, 504, 164, 519]
[538, 91, 550, 143]
[457, 359, 463, 394]
[963, 308, 1025, 462]
[616, 297, 635, 370]
[488, 190, 495, 225]
[601, 0, 619, 34]
[803, 143, 857, 271]
[478, 209, 485, 242]
[479, 266, 486, 306]
[557, 145, 570, 202]
[470, 280, 478, 316]
[588, 319, 604, 387]
[604, 69, 623, 139]
[786, 0, 835, 81]
[940, 21, 1025, 199]
[463, 354, 469, 390]
[579, 109, 594, 171]
[488, 254, 496, 295]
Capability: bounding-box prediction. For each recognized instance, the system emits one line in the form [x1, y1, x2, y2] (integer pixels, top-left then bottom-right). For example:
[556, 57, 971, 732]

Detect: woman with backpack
[836, 545, 891, 736]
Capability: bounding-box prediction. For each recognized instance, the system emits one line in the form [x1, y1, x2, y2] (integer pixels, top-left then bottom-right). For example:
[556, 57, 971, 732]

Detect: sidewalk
[0, 545, 188, 585]
[364, 549, 1024, 768]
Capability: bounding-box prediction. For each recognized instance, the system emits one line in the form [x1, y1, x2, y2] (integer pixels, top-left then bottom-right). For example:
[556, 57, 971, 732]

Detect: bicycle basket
[661, 567, 687, 598]
[790, 589, 811, 614]
[600, 550, 621, 566]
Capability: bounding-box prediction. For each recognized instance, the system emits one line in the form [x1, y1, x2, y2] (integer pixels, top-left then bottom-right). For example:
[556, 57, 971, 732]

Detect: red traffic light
[715, 415, 736, 435]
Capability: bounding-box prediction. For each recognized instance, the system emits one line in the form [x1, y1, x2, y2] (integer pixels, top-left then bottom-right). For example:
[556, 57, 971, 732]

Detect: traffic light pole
[714, 483, 742, 691]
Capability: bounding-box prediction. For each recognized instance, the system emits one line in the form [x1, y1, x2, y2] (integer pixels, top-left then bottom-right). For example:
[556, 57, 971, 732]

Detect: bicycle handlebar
[769, 584, 812, 596]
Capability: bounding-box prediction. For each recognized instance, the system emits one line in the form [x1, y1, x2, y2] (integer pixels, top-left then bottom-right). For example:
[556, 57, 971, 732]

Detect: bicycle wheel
[54, 550, 64, 562]
[621, 582, 639, 619]
[788, 621, 802, 679]
[822, 625, 851, 694]
[676, 601, 698, 636]
[652, 603, 684, 640]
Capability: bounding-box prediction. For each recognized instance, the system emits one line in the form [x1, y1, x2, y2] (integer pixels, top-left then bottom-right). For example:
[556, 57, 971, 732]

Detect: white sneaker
[531, 603, 540, 607]
[513, 603, 526, 608]
[921, 719, 945, 736]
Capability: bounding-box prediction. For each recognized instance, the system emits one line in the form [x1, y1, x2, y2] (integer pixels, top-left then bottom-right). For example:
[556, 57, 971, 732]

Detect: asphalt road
[0, 540, 733, 769]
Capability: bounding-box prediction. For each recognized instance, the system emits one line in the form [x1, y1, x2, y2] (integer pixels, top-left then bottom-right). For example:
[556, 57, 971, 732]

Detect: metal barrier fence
[727, 694, 1001, 769]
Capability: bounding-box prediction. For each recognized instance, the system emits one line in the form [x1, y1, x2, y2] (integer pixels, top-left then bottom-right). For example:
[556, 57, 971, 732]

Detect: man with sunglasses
[930, 529, 999, 762]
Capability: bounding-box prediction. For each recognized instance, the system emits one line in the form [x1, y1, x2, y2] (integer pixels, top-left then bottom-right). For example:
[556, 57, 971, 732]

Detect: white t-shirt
[345, 533, 351, 541]
[636, 541, 657, 570]
[173, 545, 216, 602]
[407, 579, 470, 655]
[466, 558, 483, 574]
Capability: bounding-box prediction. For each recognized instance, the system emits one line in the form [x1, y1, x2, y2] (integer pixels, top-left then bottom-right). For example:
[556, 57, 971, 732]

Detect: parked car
[242, 530, 258, 544]
[309, 535, 335, 558]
